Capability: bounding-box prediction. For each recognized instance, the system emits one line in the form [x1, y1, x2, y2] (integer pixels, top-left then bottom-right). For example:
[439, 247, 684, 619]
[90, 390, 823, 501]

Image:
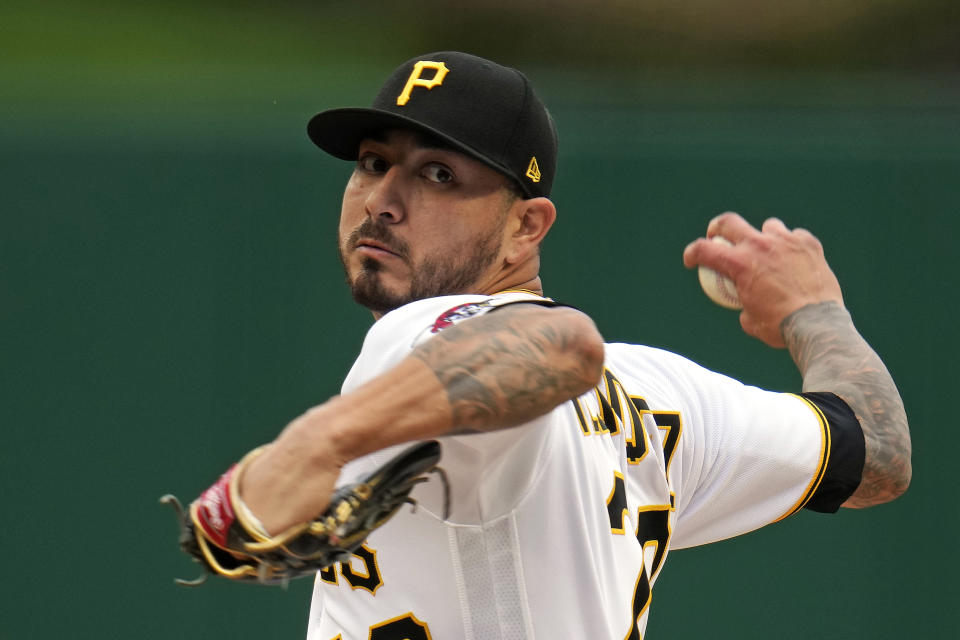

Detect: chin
[349, 271, 414, 314]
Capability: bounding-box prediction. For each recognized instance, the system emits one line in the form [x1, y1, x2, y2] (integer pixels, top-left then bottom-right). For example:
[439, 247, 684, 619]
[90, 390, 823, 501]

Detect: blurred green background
[2, 0, 957, 638]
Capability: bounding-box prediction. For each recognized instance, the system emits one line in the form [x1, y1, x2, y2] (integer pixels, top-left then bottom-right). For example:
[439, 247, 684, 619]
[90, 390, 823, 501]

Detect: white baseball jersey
[306, 292, 861, 640]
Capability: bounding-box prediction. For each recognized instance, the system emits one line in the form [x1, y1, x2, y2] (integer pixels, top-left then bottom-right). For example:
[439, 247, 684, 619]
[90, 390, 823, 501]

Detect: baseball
[698, 236, 742, 310]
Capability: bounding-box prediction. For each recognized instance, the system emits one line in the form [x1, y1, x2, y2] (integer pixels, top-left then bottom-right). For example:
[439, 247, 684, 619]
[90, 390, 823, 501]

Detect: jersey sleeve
[605, 345, 865, 550]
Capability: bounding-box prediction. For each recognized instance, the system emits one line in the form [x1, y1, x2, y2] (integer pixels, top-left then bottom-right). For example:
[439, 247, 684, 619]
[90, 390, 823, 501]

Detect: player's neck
[366, 276, 546, 321]
[489, 276, 544, 298]
[477, 257, 544, 298]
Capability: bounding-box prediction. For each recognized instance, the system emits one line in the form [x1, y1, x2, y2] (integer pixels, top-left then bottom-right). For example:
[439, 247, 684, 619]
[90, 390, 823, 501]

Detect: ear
[503, 197, 557, 265]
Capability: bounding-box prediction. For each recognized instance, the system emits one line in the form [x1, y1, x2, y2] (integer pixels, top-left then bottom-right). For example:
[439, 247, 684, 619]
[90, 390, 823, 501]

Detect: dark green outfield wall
[2, 2, 958, 637]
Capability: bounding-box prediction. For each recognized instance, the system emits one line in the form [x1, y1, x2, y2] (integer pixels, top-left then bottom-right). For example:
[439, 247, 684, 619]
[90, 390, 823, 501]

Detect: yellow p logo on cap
[397, 61, 450, 106]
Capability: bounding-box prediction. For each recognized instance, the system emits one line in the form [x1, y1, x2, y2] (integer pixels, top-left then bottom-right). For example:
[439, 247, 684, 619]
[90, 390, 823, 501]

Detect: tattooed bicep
[411, 304, 604, 434]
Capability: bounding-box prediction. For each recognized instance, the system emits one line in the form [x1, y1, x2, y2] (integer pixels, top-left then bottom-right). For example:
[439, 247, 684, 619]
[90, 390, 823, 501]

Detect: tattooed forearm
[411, 305, 605, 435]
[782, 302, 911, 507]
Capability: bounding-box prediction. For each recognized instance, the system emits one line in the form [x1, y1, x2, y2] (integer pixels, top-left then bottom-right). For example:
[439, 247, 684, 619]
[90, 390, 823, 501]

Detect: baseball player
[191, 52, 911, 638]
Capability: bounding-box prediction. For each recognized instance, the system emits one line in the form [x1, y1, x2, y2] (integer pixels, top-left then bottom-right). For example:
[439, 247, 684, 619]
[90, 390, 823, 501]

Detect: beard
[339, 218, 504, 314]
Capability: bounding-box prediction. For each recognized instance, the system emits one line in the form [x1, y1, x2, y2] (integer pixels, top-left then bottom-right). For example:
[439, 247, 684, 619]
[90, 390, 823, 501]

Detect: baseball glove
[161, 440, 447, 586]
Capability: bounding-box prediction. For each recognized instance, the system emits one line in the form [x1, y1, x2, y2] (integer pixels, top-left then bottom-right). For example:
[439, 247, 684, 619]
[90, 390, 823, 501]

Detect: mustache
[348, 219, 409, 258]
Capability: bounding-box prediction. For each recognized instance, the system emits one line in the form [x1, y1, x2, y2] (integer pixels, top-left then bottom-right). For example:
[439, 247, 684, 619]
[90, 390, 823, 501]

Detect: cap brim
[307, 108, 528, 195]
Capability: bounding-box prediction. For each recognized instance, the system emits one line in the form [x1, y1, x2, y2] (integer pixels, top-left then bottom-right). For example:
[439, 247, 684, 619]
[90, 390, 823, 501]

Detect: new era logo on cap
[526, 157, 541, 183]
[307, 51, 558, 198]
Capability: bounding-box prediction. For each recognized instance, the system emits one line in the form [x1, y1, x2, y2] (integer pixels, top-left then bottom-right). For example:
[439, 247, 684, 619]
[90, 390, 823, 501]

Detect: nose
[364, 166, 405, 224]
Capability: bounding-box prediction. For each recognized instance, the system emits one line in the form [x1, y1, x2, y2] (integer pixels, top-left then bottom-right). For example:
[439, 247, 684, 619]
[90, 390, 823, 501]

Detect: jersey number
[319, 544, 384, 594]
[368, 613, 431, 640]
[322, 548, 432, 639]
[606, 400, 682, 640]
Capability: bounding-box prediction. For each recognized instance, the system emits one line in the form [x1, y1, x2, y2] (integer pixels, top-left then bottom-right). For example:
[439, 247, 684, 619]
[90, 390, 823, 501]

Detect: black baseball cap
[307, 51, 558, 198]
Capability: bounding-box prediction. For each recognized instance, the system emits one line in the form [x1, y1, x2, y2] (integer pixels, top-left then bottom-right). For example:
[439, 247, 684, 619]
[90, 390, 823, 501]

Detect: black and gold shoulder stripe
[778, 391, 867, 520]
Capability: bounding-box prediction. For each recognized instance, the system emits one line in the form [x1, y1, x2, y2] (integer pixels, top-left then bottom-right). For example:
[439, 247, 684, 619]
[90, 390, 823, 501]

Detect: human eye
[358, 153, 388, 173]
[422, 163, 455, 184]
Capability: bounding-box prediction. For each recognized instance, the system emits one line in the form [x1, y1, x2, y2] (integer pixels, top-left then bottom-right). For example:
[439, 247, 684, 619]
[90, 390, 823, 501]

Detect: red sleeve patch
[430, 301, 493, 333]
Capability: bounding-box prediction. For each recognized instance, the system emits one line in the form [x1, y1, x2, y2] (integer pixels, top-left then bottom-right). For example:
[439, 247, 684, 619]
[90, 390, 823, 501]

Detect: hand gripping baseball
[160, 440, 448, 586]
[683, 212, 845, 348]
